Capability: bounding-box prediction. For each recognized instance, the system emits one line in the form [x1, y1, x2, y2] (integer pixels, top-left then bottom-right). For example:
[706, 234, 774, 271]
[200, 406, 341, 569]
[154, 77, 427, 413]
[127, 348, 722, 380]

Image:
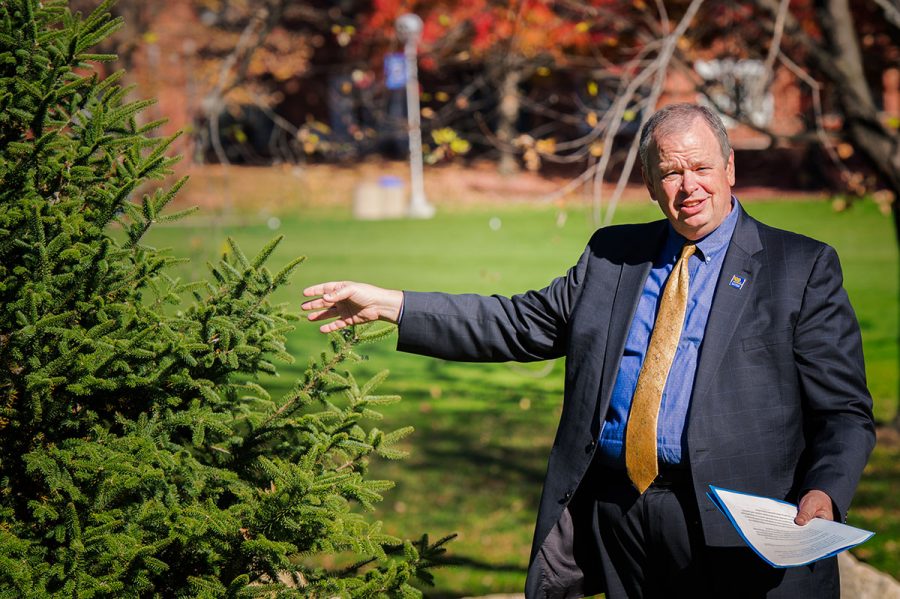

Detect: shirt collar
[661, 196, 741, 264]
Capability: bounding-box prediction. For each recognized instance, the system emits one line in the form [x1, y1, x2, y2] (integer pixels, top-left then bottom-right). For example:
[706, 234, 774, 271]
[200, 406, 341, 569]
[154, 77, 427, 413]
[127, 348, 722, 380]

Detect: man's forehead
[655, 113, 707, 137]
[656, 143, 709, 163]
[650, 123, 722, 165]
[654, 118, 714, 146]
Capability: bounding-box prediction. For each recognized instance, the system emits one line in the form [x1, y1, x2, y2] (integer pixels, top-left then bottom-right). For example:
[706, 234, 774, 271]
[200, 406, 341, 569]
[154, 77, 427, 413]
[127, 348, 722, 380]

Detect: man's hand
[794, 489, 835, 525]
[302, 281, 403, 334]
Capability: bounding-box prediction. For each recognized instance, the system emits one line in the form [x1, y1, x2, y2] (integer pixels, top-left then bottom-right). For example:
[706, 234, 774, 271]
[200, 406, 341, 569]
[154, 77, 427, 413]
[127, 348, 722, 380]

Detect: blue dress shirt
[597, 199, 741, 468]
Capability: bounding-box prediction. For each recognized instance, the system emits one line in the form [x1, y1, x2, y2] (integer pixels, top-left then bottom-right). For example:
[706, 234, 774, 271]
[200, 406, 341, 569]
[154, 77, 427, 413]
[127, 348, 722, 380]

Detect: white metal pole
[397, 15, 434, 218]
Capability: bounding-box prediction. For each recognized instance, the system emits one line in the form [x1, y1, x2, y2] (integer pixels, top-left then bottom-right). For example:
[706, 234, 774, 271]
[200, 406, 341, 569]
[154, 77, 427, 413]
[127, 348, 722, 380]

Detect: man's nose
[681, 170, 699, 194]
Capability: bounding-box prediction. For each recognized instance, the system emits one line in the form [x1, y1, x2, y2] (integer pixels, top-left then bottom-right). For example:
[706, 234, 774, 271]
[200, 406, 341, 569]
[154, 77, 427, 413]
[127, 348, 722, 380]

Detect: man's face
[643, 118, 735, 241]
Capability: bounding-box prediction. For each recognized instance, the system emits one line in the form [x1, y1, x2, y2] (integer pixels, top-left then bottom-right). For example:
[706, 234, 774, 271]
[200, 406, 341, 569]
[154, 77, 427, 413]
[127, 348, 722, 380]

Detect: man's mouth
[680, 198, 706, 209]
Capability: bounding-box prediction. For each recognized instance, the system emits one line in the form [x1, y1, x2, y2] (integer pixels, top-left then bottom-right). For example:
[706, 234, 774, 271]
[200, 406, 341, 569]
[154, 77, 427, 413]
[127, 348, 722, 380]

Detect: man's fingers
[302, 284, 329, 298]
[302, 283, 357, 312]
[301, 297, 333, 311]
[306, 308, 350, 332]
[319, 314, 373, 333]
[301, 280, 388, 334]
[794, 490, 834, 525]
[319, 319, 349, 334]
[794, 507, 826, 526]
[301, 298, 322, 311]
[794, 509, 814, 526]
[302, 281, 347, 298]
[302, 282, 355, 313]
[322, 284, 355, 302]
[306, 308, 338, 322]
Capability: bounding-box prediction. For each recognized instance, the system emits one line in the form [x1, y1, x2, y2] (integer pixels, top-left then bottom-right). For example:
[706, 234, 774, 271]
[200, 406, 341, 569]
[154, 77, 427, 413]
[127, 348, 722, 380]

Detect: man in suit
[302, 103, 875, 598]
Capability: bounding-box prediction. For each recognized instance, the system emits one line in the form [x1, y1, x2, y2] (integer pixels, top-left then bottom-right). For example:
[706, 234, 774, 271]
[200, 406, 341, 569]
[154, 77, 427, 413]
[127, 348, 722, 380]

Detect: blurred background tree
[64, 0, 897, 232]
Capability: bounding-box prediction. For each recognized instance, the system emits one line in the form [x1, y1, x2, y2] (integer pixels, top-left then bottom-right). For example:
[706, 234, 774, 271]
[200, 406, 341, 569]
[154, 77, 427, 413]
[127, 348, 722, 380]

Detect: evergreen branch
[74, 53, 117, 63]
[250, 235, 282, 270]
[270, 255, 306, 290]
[244, 339, 355, 450]
[227, 237, 251, 271]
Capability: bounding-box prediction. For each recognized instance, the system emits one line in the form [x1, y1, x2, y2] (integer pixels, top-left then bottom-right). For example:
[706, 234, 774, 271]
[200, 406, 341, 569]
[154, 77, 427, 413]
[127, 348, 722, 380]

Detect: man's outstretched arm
[302, 281, 404, 333]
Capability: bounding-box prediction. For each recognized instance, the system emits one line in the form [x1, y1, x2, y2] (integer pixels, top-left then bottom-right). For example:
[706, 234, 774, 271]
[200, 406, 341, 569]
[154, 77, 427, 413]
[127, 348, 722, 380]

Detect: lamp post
[395, 13, 434, 218]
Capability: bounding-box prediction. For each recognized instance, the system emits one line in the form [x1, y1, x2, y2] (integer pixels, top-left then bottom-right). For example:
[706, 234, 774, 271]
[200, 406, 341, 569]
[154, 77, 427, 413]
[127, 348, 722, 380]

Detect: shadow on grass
[368, 373, 560, 594]
[848, 425, 900, 578]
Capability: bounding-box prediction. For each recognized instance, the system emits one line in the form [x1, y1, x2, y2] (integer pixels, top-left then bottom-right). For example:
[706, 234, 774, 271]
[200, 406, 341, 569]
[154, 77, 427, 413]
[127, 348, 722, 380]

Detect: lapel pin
[729, 275, 746, 290]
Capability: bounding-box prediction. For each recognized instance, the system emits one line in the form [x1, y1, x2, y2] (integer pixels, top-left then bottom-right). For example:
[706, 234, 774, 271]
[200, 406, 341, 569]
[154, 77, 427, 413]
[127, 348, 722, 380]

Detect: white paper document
[708, 485, 874, 568]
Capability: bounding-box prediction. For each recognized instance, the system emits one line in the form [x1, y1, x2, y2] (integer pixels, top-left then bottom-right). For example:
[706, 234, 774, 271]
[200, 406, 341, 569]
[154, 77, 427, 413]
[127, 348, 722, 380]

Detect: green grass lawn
[145, 197, 898, 596]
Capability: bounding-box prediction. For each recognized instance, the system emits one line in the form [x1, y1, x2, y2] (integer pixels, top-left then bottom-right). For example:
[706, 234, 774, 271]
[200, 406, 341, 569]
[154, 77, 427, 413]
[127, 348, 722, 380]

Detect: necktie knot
[680, 242, 697, 262]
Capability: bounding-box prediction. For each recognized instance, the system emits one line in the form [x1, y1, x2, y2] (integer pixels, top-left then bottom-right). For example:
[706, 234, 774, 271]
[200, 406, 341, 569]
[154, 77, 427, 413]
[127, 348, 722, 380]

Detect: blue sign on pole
[384, 53, 407, 90]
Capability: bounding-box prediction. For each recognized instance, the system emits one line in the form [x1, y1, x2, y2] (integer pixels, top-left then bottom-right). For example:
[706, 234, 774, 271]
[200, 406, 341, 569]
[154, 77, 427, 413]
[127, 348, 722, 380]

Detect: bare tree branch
[763, 0, 791, 76]
[594, 0, 706, 227]
[202, 1, 287, 165]
[775, 52, 849, 176]
[870, 0, 900, 31]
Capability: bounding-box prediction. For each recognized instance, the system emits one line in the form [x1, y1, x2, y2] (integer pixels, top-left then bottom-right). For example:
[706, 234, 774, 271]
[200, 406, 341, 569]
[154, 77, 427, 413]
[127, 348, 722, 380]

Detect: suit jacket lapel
[594, 221, 667, 429]
[691, 209, 764, 406]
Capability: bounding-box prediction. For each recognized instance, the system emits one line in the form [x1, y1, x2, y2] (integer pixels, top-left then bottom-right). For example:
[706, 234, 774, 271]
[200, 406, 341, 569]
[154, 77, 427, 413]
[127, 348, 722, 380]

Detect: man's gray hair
[638, 103, 731, 174]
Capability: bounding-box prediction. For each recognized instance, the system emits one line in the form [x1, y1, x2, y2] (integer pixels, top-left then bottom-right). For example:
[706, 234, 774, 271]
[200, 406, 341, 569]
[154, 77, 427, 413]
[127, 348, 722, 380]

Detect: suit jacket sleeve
[793, 244, 875, 520]
[397, 243, 592, 362]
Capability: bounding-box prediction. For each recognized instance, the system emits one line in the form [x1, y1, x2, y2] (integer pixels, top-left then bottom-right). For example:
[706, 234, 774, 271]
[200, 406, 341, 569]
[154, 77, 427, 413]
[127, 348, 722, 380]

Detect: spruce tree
[0, 1, 450, 596]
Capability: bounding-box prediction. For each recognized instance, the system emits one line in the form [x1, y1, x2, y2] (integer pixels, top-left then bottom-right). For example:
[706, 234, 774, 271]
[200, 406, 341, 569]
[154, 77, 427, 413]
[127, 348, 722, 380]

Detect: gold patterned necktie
[625, 242, 697, 493]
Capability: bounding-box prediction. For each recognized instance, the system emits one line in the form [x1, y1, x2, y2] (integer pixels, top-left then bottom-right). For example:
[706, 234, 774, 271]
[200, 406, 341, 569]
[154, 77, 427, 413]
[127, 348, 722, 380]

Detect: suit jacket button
[585, 440, 596, 453]
[562, 490, 573, 502]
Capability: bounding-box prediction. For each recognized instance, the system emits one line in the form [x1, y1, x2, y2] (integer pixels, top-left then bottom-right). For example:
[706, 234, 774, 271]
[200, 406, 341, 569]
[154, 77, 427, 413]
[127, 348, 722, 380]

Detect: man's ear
[726, 149, 736, 187]
[641, 166, 657, 202]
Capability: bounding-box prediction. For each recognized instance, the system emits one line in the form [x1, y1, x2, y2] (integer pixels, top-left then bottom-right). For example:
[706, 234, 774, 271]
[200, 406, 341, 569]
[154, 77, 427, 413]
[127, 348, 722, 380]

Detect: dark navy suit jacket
[397, 209, 875, 598]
